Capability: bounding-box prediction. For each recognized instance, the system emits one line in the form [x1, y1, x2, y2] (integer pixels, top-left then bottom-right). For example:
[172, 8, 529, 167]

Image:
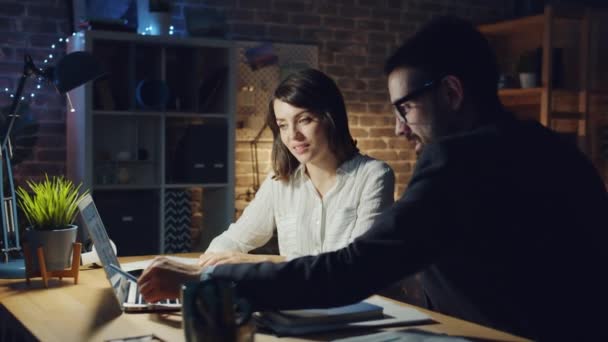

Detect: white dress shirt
[206, 153, 395, 259]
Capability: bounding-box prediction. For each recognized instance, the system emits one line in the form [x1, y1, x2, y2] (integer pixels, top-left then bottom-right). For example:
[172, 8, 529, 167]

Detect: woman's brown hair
[267, 69, 358, 181]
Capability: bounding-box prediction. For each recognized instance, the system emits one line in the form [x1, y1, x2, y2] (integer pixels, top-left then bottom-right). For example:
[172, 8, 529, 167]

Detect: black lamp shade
[51, 51, 105, 93]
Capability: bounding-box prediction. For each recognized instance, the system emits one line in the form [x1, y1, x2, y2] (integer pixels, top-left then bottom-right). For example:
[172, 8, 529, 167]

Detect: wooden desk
[0, 255, 529, 342]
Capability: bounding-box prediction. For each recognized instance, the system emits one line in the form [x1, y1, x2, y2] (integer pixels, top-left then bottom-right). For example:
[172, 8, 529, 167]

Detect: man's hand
[138, 256, 203, 303]
[199, 252, 286, 267]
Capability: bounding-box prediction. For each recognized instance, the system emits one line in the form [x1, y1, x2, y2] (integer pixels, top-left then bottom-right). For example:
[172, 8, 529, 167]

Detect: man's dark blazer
[213, 115, 608, 341]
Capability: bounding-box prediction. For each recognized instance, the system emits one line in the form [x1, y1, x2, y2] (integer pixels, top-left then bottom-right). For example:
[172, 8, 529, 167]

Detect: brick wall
[167, 0, 513, 217]
[0, 0, 513, 199]
[0, 0, 71, 185]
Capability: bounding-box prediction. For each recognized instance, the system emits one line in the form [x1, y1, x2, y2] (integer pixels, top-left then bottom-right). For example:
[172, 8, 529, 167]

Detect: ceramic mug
[182, 279, 255, 342]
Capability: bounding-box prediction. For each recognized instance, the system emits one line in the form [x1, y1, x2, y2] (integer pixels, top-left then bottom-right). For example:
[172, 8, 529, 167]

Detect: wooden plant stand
[23, 242, 82, 288]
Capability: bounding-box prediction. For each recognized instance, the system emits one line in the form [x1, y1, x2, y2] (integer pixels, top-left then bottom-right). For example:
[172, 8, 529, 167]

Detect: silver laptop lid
[77, 194, 129, 307]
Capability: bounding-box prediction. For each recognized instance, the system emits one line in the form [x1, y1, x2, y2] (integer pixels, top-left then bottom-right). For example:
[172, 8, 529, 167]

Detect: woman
[200, 69, 394, 266]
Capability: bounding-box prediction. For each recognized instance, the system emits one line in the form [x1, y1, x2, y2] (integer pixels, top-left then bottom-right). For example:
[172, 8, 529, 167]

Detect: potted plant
[516, 50, 539, 88]
[16, 175, 89, 273]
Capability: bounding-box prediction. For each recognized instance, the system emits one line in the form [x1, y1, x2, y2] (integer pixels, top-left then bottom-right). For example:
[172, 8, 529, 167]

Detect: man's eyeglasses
[392, 79, 441, 123]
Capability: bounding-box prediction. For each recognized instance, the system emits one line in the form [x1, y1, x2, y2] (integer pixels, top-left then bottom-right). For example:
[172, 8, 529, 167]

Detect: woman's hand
[198, 252, 286, 267]
[138, 256, 203, 303]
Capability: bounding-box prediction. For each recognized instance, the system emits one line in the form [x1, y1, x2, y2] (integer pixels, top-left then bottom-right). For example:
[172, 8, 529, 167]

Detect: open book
[261, 301, 384, 326]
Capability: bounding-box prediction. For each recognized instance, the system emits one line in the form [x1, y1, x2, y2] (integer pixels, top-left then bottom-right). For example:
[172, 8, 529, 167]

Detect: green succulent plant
[16, 175, 89, 231]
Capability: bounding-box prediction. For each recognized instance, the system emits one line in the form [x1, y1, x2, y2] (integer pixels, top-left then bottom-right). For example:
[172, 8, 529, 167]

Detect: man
[139, 17, 608, 340]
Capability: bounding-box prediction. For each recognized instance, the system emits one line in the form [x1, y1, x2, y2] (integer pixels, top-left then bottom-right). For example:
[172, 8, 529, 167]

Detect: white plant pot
[519, 73, 538, 88]
[24, 225, 78, 272]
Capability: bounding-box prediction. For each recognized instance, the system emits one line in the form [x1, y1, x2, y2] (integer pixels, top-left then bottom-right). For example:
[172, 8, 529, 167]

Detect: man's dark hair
[385, 16, 501, 111]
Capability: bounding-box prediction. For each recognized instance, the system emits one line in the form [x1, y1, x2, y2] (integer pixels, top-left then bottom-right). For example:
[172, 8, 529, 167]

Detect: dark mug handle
[234, 296, 252, 326]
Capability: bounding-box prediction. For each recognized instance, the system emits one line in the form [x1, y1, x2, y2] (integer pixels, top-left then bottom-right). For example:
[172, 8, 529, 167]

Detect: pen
[109, 263, 139, 283]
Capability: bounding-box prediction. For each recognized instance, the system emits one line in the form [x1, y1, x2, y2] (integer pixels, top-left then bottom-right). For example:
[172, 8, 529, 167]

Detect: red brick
[229, 9, 256, 21]
[357, 139, 387, 150]
[339, 7, 371, 18]
[359, 92, 388, 103]
[255, 11, 289, 24]
[386, 137, 407, 149]
[368, 103, 391, 114]
[346, 103, 366, 113]
[337, 78, 366, 91]
[267, 25, 300, 40]
[368, 32, 396, 44]
[369, 127, 395, 137]
[350, 127, 369, 137]
[325, 65, 348, 78]
[318, 4, 338, 15]
[334, 54, 367, 66]
[323, 17, 355, 30]
[2, 3, 25, 16]
[367, 150, 398, 161]
[0, 32, 27, 47]
[274, 1, 312, 12]
[290, 14, 321, 26]
[27, 5, 65, 18]
[0, 62, 20, 74]
[356, 19, 386, 31]
[238, 0, 271, 10]
[359, 115, 392, 127]
[398, 149, 415, 160]
[347, 114, 360, 126]
[231, 23, 267, 37]
[372, 8, 401, 21]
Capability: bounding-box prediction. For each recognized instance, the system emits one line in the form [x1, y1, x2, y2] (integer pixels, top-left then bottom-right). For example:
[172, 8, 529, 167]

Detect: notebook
[77, 194, 181, 313]
[261, 301, 384, 326]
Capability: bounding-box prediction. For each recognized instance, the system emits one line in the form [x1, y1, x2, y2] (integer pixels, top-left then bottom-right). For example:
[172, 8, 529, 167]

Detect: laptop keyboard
[127, 281, 180, 305]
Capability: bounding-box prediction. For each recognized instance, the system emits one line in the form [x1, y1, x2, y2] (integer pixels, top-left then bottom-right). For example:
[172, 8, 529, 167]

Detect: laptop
[77, 194, 181, 313]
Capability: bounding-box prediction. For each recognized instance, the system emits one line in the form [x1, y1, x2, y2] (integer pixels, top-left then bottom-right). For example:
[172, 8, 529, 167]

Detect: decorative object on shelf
[0, 51, 104, 278]
[137, 147, 149, 161]
[136, 79, 170, 110]
[197, 67, 228, 113]
[164, 190, 191, 253]
[516, 50, 539, 88]
[184, 6, 227, 38]
[116, 151, 132, 161]
[16, 176, 88, 287]
[137, 0, 172, 35]
[117, 167, 131, 184]
[244, 43, 278, 71]
[497, 73, 517, 89]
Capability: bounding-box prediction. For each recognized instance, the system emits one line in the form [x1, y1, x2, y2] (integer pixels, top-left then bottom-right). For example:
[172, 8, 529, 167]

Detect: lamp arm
[2, 55, 42, 150]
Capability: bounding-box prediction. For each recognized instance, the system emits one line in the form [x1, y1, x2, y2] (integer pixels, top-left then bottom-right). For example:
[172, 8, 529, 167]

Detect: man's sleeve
[212, 144, 482, 311]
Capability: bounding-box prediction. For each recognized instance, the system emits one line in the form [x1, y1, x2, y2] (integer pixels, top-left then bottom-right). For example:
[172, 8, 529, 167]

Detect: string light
[2, 32, 85, 112]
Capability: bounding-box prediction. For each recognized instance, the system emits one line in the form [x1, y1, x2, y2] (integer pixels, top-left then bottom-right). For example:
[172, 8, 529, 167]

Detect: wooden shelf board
[93, 185, 161, 190]
[478, 15, 544, 35]
[164, 183, 228, 189]
[93, 110, 162, 117]
[165, 112, 228, 119]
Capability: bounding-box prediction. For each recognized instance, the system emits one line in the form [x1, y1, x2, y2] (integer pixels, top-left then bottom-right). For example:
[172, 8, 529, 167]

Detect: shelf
[164, 183, 228, 189]
[165, 112, 228, 119]
[93, 110, 163, 117]
[478, 14, 580, 36]
[96, 160, 156, 164]
[93, 185, 161, 190]
[499, 87, 543, 106]
[93, 110, 228, 119]
[479, 15, 544, 35]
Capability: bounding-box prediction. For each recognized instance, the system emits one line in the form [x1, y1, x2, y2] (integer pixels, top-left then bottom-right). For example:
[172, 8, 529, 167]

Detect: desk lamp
[0, 51, 104, 278]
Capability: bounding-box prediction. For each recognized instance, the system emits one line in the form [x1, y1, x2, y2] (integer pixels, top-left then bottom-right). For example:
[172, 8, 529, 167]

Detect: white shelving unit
[67, 31, 235, 255]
